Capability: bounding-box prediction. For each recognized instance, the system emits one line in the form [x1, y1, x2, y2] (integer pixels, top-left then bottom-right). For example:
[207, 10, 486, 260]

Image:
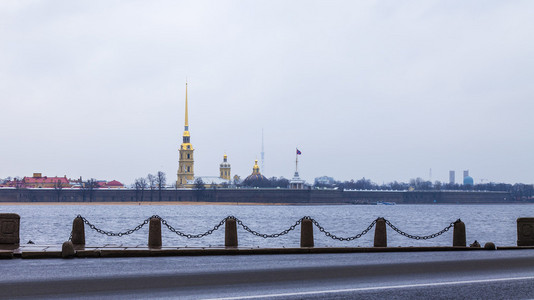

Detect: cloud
[1, 1, 533, 185]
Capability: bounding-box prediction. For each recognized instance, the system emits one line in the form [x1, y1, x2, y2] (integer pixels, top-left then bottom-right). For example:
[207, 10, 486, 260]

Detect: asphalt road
[1, 250, 534, 299]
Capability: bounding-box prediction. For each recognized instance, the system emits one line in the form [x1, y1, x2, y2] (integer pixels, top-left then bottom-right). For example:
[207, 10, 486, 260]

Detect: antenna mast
[261, 128, 265, 175]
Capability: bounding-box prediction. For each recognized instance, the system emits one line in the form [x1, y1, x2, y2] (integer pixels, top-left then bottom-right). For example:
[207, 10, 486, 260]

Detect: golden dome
[253, 159, 260, 174]
[244, 159, 267, 186]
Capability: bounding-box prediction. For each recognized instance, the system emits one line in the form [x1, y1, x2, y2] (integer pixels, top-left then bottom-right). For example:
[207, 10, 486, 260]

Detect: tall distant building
[177, 82, 195, 187]
[175, 83, 231, 188]
[449, 170, 455, 184]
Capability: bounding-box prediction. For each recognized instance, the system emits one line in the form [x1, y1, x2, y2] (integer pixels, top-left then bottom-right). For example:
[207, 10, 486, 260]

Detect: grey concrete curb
[21, 251, 62, 259]
[73, 246, 527, 258]
[4, 245, 533, 259]
[0, 250, 14, 259]
[496, 246, 534, 250]
[75, 249, 101, 258]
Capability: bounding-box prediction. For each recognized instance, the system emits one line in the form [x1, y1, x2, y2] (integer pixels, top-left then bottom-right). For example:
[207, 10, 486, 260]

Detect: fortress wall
[402, 191, 510, 204]
[342, 190, 405, 204]
[0, 188, 513, 204]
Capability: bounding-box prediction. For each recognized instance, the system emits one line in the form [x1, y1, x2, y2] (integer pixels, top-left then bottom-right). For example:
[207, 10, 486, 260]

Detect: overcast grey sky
[1, 1, 533, 186]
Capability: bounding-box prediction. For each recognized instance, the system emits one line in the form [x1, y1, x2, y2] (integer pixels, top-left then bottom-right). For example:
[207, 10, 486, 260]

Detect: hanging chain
[160, 217, 227, 238]
[74, 214, 460, 242]
[234, 216, 304, 238]
[77, 214, 151, 237]
[384, 218, 460, 240]
[311, 218, 378, 241]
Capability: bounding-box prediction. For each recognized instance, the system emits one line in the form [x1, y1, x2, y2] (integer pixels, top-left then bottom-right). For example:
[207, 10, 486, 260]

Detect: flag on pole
[296, 149, 302, 155]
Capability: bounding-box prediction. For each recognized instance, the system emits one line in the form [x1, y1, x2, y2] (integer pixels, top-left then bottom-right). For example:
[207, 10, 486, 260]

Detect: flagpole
[295, 148, 298, 173]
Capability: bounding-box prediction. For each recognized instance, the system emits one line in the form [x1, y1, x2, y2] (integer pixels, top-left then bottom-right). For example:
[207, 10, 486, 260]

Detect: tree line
[133, 171, 166, 201]
[314, 177, 534, 200]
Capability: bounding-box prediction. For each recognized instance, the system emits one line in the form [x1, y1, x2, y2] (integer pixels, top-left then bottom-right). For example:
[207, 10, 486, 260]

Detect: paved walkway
[3, 250, 534, 299]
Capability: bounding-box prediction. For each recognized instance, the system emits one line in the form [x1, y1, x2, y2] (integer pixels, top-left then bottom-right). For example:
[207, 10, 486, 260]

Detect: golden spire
[182, 81, 191, 141]
[184, 81, 189, 131]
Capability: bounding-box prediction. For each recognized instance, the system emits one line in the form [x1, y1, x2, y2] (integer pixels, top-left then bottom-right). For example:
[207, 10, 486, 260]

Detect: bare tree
[156, 171, 166, 202]
[54, 180, 64, 202]
[79, 178, 99, 202]
[194, 178, 205, 201]
[173, 181, 180, 201]
[147, 174, 156, 201]
[232, 175, 241, 187]
[134, 177, 148, 201]
[14, 177, 24, 189]
[78, 177, 88, 201]
[194, 178, 205, 190]
[86, 178, 99, 202]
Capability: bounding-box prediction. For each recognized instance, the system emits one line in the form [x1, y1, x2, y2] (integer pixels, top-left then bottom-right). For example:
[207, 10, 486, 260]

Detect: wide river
[1, 204, 531, 248]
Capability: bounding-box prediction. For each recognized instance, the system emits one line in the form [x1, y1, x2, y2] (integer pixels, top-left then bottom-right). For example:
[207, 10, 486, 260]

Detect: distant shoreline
[0, 201, 299, 206]
[0, 188, 521, 204]
[0, 201, 530, 206]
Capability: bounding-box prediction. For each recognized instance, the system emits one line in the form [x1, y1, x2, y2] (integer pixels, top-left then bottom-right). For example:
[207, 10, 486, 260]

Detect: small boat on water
[376, 201, 396, 205]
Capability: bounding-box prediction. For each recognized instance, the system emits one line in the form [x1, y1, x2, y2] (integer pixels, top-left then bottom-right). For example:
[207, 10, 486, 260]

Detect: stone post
[453, 219, 466, 247]
[225, 217, 238, 247]
[517, 218, 534, 246]
[374, 218, 387, 247]
[61, 241, 75, 258]
[148, 217, 162, 248]
[300, 218, 314, 248]
[71, 216, 85, 245]
[484, 242, 496, 250]
[0, 213, 20, 245]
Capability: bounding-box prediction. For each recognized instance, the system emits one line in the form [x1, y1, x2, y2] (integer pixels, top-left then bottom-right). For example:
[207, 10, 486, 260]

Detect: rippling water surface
[0, 204, 530, 247]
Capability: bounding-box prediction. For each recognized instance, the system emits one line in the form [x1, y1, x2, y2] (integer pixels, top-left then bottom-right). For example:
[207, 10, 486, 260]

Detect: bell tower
[177, 82, 195, 187]
[219, 154, 231, 180]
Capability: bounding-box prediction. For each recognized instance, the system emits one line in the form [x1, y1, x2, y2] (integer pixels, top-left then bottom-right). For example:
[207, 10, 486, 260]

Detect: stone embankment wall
[0, 188, 515, 204]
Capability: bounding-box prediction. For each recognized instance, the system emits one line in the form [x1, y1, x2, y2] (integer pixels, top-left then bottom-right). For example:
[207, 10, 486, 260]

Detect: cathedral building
[176, 82, 195, 187]
[175, 82, 306, 189]
[176, 83, 231, 188]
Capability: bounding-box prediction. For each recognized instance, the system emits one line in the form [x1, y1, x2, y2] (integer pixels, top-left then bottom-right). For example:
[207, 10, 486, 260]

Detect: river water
[0, 204, 531, 248]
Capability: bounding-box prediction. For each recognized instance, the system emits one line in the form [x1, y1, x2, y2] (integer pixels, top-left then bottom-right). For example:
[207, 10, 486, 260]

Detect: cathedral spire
[184, 81, 189, 131]
[182, 81, 191, 142]
[177, 81, 194, 187]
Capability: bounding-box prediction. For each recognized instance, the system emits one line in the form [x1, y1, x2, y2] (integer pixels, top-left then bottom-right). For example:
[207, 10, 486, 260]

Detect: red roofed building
[102, 180, 125, 189]
[21, 173, 71, 188]
[0, 174, 124, 189]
